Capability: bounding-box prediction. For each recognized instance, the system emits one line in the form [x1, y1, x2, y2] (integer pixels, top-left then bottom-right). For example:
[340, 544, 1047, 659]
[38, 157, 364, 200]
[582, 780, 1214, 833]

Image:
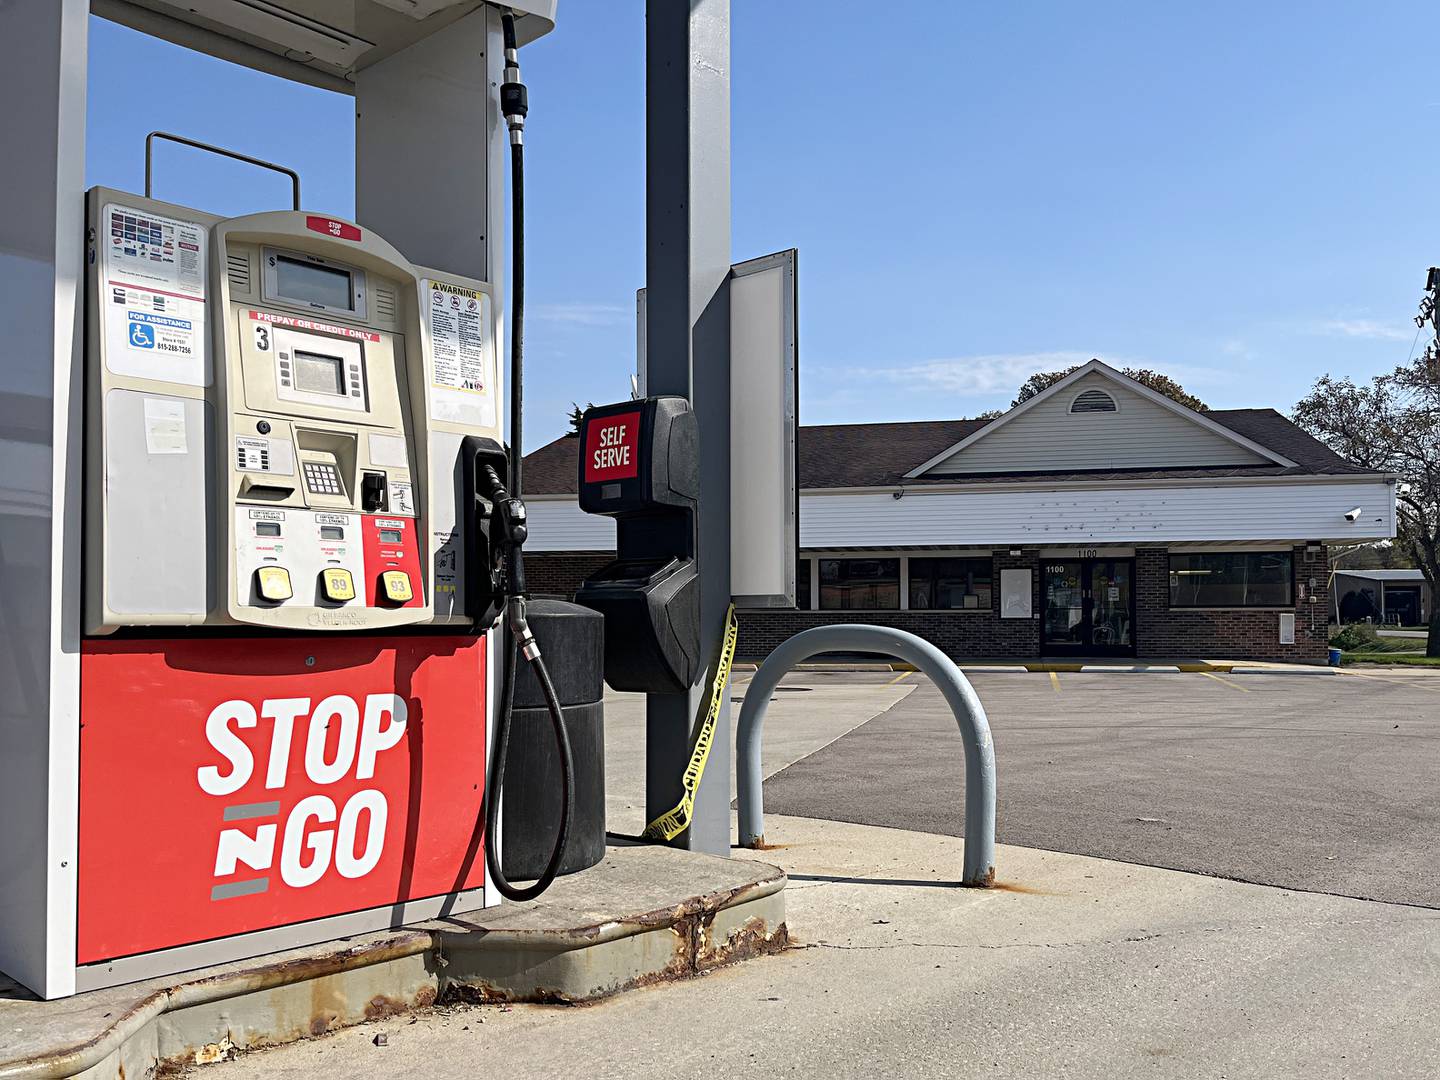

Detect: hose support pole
[480, 10, 575, 903]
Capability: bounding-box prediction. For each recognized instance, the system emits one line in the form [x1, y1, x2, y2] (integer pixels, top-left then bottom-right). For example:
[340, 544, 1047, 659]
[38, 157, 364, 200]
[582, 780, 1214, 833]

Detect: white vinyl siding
[798, 481, 1394, 547]
[526, 498, 616, 551]
[927, 372, 1270, 474]
[525, 479, 1395, 552]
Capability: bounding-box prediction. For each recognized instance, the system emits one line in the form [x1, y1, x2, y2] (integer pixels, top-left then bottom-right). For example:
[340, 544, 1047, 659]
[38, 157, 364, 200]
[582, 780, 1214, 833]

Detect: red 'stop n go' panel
[77, 634, 486, 965]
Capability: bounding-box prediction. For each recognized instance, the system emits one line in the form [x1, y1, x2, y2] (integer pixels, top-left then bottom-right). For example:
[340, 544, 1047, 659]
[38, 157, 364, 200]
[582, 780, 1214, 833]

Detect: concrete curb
[736, 659, 1344, 676]
[0, 849, 787, 1080]
[1227, 666, 1338, 676]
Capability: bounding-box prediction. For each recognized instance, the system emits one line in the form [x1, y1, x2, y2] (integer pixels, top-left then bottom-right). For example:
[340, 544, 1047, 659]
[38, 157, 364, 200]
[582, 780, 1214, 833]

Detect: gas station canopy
[91, 0, 557, 91]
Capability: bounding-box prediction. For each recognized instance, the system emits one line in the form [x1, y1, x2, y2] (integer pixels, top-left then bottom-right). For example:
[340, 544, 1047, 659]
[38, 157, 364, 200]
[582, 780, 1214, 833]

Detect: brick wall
[737, 549, 1043, 660]
[524, 553, 612, 600]
[526, 545, 1330, 663]
[1134, 545, 1329, 662]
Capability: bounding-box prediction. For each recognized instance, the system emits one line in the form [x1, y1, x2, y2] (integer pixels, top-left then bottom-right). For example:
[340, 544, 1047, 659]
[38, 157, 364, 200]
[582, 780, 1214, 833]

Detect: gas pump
[0, 2, 584, 999]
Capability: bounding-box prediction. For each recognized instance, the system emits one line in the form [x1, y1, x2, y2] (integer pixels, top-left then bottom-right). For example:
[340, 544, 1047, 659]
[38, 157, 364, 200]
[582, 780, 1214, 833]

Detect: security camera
[1344, 507, 1363, 522]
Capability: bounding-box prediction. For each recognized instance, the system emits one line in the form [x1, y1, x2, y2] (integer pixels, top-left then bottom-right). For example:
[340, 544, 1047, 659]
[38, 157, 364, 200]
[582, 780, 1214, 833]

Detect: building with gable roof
[521, 362, 1396, 662]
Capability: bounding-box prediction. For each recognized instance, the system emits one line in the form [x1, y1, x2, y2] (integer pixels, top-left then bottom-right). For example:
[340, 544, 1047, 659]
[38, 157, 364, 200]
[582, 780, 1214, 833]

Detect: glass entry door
[1041, 559, 1135, 655]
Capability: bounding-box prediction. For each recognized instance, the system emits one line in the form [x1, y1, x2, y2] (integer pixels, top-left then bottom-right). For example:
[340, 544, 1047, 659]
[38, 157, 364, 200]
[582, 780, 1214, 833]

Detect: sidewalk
[206, 815, 1440, 1080]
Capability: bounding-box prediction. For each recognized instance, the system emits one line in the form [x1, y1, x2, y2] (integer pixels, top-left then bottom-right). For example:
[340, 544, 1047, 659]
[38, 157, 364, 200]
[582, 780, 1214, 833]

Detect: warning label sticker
[423, 278, 495, 429]
[102, 203, 209, 387]
[428, 281, 486, 393]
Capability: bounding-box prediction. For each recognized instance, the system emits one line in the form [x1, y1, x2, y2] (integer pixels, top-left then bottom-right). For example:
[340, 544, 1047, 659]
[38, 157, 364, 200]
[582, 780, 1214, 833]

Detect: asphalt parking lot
[759, 668, 1440, 907]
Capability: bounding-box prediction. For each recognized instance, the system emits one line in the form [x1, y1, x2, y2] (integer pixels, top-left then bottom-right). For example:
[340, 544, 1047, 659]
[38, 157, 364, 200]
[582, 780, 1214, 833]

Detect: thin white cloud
[854, 351, 1098, 395]
[1316, 319, 1411, 342]
[532, 302, 631, 327]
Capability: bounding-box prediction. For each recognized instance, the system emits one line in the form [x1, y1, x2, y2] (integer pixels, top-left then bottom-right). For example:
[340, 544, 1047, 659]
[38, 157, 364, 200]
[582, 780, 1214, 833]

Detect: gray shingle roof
[522, 408, 1375, 495]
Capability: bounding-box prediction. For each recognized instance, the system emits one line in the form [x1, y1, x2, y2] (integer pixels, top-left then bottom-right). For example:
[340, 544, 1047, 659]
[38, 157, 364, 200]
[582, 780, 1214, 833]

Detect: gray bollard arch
[736, 624, 997, 886]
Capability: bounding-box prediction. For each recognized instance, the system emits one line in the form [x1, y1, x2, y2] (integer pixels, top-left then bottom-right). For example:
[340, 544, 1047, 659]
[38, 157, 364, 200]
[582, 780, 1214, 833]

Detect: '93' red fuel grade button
[584, 410, 641, 483]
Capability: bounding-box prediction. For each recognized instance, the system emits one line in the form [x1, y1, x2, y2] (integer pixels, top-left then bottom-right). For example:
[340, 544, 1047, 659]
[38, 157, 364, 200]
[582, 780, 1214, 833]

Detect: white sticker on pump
[423, 278, 496, 428]
[388, 479, 415, 516]
[101, 203, 210, 387]
[235, 435, 295, 475]
[142, 397, 188, 455]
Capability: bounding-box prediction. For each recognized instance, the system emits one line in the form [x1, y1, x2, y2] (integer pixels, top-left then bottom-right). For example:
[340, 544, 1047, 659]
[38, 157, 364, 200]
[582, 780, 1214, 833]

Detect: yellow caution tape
[642, 603, 739, 842]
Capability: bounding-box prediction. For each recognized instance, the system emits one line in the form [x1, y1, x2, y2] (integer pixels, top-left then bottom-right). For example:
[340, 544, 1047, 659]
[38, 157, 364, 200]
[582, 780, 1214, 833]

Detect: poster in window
[1001, 568, 1033, 619]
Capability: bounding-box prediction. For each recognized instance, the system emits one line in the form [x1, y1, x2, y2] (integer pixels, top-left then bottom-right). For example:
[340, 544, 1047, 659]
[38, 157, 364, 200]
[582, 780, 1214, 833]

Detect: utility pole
[1417, 268, 1439, 371]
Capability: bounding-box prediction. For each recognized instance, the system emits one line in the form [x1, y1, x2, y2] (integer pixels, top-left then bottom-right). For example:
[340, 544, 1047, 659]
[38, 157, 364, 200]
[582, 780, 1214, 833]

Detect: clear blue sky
[87, 2, 1439, 447]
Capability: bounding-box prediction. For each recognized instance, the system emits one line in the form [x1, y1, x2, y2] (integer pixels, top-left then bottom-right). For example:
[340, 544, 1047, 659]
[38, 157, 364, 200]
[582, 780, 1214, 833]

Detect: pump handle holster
[461, 435, 513, 629]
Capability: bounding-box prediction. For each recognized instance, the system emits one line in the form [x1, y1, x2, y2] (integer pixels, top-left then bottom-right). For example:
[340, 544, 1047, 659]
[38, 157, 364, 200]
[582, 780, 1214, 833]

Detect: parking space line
[885, 670, 914, 686]
[1336, 669, 1440, 693]
[1049, 671, 1061, 693]
[1201, 671, 1251, 693]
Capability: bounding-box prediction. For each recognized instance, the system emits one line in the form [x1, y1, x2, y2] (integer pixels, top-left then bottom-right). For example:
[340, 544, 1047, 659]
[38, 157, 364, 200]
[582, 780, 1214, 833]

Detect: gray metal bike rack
[735, 625, 997, 886]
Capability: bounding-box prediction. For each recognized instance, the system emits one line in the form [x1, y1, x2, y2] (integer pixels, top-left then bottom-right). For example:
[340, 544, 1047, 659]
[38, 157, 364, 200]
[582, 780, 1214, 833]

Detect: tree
[567, 402, 595, 436]
[1012, 363, 1208, 410]
[1293, 357, 1440, 656]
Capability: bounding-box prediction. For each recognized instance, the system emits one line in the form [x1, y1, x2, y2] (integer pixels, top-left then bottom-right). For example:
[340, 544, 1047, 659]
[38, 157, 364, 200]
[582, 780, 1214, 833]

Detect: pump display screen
[275, 255, 353, 310]
[255, 522, 281, 537]
[293, 350, 346, 396]
[379, 528, 404, 544]
[320, 526, 344, 540]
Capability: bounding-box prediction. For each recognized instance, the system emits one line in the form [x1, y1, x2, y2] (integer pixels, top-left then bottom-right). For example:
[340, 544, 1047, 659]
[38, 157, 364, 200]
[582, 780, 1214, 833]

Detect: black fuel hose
[482, 9, 576, 903]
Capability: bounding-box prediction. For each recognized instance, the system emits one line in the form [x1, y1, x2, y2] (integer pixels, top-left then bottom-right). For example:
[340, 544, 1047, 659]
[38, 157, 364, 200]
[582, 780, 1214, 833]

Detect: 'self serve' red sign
[584, 410, 641, 483]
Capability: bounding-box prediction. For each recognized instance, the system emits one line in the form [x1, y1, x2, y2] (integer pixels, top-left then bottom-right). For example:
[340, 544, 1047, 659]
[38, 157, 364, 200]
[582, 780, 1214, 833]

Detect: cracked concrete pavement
[204, 670, 1440, 1077]
[207, 813, 1440, 1079]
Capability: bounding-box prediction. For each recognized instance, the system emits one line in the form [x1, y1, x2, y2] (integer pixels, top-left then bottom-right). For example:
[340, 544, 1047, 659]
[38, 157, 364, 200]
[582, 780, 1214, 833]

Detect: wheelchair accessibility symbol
[129, 319, 155, 349]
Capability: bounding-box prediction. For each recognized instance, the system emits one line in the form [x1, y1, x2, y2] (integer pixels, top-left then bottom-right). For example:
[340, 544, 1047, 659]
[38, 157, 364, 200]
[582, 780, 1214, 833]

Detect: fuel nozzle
[480, 464, 528, 552]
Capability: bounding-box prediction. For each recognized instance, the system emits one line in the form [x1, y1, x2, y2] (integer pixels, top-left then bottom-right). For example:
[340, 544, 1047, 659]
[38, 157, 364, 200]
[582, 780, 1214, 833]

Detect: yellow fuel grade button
[321, 567, 356, 602]
[380, 570, 413, 604]
[255, 565, 293, 602]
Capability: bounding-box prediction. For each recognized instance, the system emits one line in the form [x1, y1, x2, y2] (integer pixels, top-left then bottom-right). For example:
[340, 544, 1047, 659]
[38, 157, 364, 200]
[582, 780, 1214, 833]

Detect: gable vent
[226, 252, 251, 294]
[1070, 389, 1117, 414]
[374, 285, 398, 322]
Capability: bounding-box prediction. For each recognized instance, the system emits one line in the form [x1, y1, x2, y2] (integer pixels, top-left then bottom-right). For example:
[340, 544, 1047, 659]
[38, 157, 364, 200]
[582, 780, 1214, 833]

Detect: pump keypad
[303, 461, 343, 496]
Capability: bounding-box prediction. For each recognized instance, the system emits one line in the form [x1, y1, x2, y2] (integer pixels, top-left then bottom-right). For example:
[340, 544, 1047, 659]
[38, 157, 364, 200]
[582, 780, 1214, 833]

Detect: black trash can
[500, 599, 606, 880]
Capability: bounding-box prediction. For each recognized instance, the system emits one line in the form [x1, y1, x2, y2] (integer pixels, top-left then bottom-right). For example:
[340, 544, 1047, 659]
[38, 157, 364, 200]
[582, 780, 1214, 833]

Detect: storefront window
[819, 558, 900, 610]
[1169, 551, 1293, 607]
[796, 558, 812, 610]
[909, 557, 993, 610]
